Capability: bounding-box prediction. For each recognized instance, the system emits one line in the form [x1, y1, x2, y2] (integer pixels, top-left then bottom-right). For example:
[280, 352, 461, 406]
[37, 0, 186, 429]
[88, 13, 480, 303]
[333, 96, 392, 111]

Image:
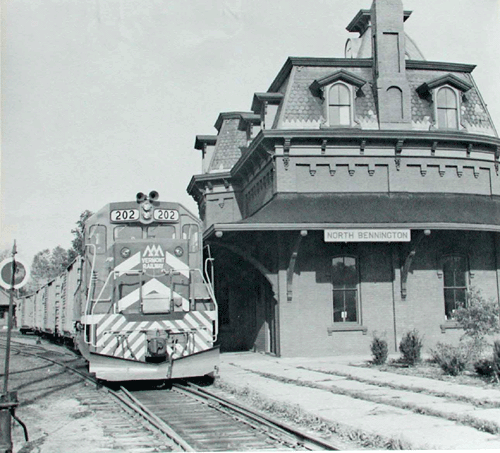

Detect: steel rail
[0, 338, 194, 451]
[173, 382, 341, 451]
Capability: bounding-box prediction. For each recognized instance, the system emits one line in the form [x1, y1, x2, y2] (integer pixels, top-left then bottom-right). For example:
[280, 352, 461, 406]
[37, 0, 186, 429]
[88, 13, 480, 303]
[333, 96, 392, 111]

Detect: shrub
[493, 340, 500, 381]
[399, 329, 423, 366]
[453, 288, 500, 356]
[474, 358, 496, 377]
[430, 343, 468, 376]
[370, 336, 388, 365]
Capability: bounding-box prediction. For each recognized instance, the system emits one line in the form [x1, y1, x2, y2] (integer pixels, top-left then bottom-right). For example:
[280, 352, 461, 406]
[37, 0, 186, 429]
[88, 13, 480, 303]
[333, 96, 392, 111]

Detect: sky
[2, 0, 500, 264]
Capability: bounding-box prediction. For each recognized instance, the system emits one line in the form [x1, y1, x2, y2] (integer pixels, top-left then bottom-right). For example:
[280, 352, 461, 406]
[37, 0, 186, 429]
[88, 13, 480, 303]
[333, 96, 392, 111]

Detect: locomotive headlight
[121, 247, 131, 258]
[142, 211, 152, 220]
[142, 202, 152, 212]
[174, 246, 184, 257]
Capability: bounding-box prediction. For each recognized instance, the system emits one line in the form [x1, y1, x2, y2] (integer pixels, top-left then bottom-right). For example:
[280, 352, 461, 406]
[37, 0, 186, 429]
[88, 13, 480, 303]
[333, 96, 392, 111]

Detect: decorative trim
[416, 73, 473, 99]
[321, 139, 327, 155]
[496, 146, 500, 175]
[401, 230, 431, 299]
[431, 141, 438, 156]
[310, 70, 367, 97]
[283, 138, 291, 171]
[406, 60, 476, 73]
[360, 140, 366, 155]
[327, 325, 368, 335]
[287, 231, 307, 301]
[395, 139, 404, 171]
[440, 322, 462, 333]
[251, 92, 284, 114]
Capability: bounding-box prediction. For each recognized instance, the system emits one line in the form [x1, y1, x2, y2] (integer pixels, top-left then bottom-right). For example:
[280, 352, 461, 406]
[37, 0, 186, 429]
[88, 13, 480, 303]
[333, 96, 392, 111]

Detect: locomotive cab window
[182, 224, 200, 252]
[114, 226, 143, 241]
[147, 225, 176, 239]
[88, 225, 107, 254]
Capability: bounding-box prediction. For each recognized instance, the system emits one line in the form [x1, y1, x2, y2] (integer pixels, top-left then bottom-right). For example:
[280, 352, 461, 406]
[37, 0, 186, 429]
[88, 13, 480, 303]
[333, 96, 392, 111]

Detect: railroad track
[2, 336, 341, 451]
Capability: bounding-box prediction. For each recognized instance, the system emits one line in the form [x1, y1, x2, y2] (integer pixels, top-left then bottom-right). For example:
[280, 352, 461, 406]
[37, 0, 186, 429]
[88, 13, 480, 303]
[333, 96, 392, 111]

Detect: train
[17, 192, 219, 381]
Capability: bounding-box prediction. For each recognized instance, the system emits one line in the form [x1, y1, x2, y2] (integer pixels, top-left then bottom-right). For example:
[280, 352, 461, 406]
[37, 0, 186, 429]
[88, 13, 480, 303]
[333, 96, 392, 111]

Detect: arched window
[437, 87, 458, 129]
[442, 254, 467, 320]
[386, 86, 403, 121]
[332, 256, 359, 323]
[328, 83, 351, 126]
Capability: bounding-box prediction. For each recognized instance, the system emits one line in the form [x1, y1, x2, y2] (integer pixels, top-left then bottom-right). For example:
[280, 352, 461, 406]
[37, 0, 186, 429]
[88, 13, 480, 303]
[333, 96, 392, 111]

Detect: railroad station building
[187, 0, 500, 356]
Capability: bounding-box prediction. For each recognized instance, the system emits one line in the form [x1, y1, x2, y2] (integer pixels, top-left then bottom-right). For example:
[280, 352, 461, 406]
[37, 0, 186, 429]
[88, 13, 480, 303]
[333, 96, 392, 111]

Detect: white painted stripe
[165, 252, 190, 278]
[114, 252, 141, 274]
[117, 278, 189, 312]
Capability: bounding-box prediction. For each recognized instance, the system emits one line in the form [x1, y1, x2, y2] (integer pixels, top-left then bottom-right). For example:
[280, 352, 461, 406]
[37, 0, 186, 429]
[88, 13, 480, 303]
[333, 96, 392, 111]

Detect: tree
[30, 246, 73, 288]
[69, 210, 93, 258]
[0, 249, 10, 262]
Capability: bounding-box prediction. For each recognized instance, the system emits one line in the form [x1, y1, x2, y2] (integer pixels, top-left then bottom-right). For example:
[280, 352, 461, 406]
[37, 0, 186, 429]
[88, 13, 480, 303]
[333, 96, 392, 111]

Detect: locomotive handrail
[189, 267, 218, 342]
[83, 244, 97, 345]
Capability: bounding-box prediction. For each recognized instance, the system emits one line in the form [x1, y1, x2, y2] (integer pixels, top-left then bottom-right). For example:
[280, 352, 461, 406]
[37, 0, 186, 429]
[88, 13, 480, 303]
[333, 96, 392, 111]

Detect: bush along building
[187, 0, 500, 357]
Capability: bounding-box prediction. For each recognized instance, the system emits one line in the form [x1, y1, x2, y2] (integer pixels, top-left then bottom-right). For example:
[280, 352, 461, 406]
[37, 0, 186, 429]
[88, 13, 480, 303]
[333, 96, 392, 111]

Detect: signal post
[0, 243, 29, 452]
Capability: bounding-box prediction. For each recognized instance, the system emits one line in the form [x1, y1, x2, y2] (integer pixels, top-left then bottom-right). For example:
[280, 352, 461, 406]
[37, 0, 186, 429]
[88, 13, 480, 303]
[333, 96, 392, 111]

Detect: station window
[328, 83, 352, 126]
[331, 256, 359, 323]
[436, 87, 459, 129]
[442, 255, 467, 320]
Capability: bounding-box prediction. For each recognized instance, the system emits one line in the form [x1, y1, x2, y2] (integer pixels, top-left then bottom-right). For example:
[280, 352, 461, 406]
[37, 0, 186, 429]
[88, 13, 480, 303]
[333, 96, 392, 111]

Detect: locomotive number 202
[154, 209, 179, 222]
[110, 209, 140, 222]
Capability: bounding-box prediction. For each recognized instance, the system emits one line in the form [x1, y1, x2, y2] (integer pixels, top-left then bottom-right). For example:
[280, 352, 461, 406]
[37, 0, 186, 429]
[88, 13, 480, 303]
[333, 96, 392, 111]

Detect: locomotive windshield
[113, 225, 177, 240]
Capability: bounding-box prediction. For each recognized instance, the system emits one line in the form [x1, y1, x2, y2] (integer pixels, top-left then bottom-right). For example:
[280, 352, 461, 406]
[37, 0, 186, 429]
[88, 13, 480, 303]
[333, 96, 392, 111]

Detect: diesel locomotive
[17, 192, 219, 381]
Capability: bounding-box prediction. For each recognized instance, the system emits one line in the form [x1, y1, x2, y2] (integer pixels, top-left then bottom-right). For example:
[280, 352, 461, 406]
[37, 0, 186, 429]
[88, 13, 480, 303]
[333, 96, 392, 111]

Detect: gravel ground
[0, 333, 176, 453]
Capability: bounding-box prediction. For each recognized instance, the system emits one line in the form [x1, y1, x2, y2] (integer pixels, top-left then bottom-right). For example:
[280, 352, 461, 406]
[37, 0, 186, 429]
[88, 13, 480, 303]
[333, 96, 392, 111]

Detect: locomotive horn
[136, 192, 147, 203]
[149, 191, 159, 201]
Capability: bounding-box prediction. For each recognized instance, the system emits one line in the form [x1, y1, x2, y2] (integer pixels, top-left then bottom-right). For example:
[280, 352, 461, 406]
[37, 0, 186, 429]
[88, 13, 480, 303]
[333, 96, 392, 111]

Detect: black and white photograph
[2, 0, 500, 451]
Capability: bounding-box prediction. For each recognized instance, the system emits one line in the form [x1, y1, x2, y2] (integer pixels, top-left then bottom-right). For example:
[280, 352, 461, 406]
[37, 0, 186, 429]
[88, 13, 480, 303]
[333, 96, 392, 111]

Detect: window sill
[327, 325, 368, 336]
[440, 322, 462, 333]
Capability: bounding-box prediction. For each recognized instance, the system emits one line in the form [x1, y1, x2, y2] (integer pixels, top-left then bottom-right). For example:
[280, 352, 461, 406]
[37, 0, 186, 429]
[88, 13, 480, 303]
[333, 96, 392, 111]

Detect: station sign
[0, 257, 30, 290]
[324, 229, 411, 243]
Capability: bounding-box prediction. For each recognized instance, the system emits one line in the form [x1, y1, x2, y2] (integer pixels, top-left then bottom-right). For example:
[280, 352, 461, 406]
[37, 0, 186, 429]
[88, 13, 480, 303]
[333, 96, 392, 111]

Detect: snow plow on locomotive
[18, 192, 219, 382]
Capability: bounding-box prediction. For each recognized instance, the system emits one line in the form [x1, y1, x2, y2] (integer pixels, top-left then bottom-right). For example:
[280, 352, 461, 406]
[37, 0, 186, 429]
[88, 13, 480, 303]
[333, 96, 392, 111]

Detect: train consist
[17, 192, 219, 381]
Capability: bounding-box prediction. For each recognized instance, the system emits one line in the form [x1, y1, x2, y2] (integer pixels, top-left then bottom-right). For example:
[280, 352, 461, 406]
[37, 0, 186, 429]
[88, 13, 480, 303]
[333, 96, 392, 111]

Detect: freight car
[17, 192, 219, 381]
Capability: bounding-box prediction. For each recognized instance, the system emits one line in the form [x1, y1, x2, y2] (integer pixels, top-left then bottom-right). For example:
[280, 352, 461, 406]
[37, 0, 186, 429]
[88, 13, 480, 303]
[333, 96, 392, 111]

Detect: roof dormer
[251, 92, 284, 130]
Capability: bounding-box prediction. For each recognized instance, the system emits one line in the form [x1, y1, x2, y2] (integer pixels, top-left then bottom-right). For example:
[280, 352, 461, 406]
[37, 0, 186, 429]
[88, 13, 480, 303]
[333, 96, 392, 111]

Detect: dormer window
[416, 73, 472, 131]
[436, 87, 458, 130]
[310, 70, 367, 129]
[328, 83, 352, 126]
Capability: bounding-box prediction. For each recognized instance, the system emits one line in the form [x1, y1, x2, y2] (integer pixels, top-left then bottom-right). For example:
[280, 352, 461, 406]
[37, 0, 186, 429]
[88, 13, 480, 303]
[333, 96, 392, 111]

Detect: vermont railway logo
[142, 244, 165, 271]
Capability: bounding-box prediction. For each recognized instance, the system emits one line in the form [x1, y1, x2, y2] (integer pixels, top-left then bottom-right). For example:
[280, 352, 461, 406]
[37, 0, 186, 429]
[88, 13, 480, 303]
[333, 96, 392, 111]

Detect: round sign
[0, 258, 30, 290]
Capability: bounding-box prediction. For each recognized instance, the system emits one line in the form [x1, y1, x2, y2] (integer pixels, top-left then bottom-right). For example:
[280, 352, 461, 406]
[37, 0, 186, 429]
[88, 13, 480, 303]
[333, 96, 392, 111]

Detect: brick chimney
[371, 0, 412, 129]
